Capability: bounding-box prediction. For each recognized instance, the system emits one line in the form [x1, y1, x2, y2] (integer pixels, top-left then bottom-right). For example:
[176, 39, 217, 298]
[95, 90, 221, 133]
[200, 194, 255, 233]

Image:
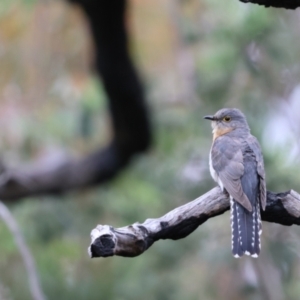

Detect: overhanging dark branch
[88, 187, 300, 258]
[239, 0, 300, 9]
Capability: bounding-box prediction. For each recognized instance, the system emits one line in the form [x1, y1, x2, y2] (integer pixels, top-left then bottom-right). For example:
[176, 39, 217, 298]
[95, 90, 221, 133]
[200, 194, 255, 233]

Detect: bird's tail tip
[232, 252, 259, 258]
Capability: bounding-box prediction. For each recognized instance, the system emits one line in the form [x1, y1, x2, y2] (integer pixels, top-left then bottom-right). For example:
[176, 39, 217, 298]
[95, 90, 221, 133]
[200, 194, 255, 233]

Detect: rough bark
[88, 187, 300, 258]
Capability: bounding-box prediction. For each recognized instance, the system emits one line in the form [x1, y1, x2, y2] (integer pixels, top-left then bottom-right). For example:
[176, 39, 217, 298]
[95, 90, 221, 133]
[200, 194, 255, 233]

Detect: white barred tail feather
[230, 197, 261, 258]
[230, 198, 243, 257]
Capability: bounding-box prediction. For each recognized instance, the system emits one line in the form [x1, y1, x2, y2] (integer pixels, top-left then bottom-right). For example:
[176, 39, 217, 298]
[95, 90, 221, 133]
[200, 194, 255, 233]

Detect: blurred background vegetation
[0, 0, 300, 299]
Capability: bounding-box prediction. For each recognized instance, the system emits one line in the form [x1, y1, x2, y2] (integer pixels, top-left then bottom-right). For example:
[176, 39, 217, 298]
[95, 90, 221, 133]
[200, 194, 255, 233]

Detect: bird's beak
[203, 115, 215, 121]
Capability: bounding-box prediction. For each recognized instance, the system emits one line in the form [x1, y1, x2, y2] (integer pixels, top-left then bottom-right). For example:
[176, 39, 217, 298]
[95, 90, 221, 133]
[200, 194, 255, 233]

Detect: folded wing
[211, 136, 252, 212]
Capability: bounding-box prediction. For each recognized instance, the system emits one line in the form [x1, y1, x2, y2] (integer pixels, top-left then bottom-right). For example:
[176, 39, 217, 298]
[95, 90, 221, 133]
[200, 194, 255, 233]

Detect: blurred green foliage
[0, 0, 300, 299]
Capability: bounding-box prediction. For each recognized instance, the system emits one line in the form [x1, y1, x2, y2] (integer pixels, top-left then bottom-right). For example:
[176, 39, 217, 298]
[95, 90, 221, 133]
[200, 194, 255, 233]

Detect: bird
[204, 108, 266, 258]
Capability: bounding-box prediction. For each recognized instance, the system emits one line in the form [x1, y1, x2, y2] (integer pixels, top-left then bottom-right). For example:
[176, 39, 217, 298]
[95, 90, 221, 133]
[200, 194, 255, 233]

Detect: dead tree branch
[88, 187, 300, 258]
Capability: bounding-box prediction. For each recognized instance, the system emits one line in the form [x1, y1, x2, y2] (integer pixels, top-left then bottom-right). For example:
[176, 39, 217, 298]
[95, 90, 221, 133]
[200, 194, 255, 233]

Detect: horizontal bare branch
[88, 187, 300, 258]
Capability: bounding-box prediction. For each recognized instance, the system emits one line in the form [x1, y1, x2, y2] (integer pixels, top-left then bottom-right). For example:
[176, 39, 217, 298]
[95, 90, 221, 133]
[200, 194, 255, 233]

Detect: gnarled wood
[88, 187, 300, 258]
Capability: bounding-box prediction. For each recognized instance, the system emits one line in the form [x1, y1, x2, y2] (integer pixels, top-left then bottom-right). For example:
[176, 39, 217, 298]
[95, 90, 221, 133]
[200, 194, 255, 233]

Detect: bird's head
[204, 108, 250, 140]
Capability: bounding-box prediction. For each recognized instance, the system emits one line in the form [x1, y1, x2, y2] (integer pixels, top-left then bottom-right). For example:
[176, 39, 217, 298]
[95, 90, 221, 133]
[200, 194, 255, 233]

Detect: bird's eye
[223, 116, 231, 122]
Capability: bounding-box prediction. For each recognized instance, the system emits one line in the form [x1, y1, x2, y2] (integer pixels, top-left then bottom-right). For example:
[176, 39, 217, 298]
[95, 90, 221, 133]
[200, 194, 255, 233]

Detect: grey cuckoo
[204, 108, 266, 258]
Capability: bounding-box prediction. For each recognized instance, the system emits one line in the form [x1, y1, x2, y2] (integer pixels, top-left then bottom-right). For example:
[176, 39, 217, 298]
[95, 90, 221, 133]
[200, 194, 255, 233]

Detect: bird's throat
[212, 127, 233, 141]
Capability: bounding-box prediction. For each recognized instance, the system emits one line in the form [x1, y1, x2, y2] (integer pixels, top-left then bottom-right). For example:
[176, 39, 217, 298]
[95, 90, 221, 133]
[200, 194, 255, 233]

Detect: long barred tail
[230, 197, 262, 258]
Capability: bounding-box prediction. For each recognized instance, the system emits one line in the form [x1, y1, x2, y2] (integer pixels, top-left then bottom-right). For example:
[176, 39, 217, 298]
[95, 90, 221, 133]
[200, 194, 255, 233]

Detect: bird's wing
[211, 136, 252, 212]
[246, 135, 267, 210]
